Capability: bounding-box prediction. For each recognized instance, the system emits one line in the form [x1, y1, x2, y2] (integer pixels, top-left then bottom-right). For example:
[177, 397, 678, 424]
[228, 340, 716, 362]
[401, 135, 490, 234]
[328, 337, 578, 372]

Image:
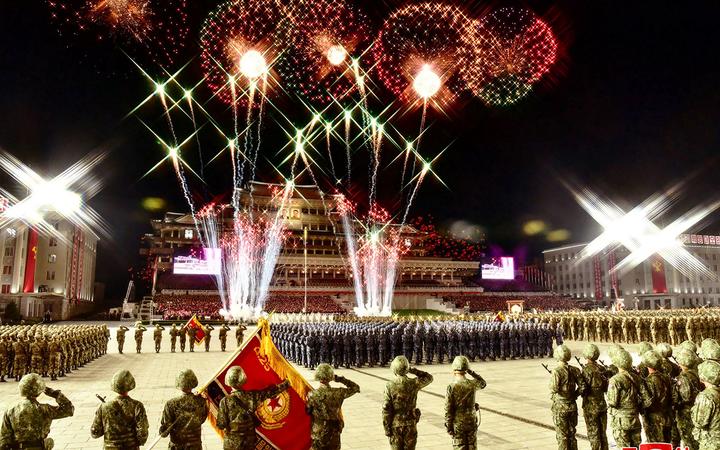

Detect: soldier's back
[91, 396, 149, 449]
[161, 393, 208, 449]
[446, 377, 483, 431]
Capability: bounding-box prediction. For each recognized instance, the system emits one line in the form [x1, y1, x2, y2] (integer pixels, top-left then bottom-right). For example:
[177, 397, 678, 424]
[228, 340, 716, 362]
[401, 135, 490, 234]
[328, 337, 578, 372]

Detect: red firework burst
[199, 0, 285, 106]
[46, 0, 189, 67]
[372, 3, 473, 106]
[274, 0, 373, 105]
[463, 7, 558, 106]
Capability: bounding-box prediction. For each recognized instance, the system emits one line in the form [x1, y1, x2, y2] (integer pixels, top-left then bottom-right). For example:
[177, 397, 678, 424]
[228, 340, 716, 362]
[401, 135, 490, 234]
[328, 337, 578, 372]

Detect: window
[49, 237, 58, 247]
[4, 247, 13, 257]
[48, 254, 57, 263]
[0, 285, 9, 294]
[2, 266, 10, 275]
[184, 229, 193, 239]
[46, 271, 55, 281]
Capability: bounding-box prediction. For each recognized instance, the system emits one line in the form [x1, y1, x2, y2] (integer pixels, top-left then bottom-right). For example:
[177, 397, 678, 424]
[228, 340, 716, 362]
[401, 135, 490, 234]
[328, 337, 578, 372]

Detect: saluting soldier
[116, 325, 129, 354]
[134, 323, 147, 354]
[219, 323, 231, 352]
[216, 366, 289, 450]
[153, 324, 165, 353]
[159, 369, 208, 449]
[235, 323, 247, 347]
[306, 364, 360, 449]
[204, 325, 215, 352]
[0, 373, 74, 450]
[179, 325, 187, 353]
[187, 325, 197, 353]
[382, 356, 433, 450]
[91, 370, 149, 449]
[445, 356, 486, 450]
[169, 324, 179, 353]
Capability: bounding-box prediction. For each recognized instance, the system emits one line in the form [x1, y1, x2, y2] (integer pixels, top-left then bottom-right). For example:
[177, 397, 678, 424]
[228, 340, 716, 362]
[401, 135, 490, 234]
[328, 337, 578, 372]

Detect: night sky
[2, 1, 720, 302]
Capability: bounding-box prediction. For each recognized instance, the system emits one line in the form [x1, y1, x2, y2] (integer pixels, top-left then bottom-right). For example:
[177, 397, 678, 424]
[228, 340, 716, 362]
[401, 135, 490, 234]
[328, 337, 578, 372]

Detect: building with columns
[543, 234, 720, 309]
[0, 218, 97, 320]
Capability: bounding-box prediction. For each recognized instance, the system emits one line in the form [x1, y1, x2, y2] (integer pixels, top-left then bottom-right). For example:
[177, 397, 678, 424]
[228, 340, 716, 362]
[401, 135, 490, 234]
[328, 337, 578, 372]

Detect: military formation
[115, 321, 247, 354]
[273, 317, 558, 369]
[548, 338, 720, 450]
[0, 324, 108, 382]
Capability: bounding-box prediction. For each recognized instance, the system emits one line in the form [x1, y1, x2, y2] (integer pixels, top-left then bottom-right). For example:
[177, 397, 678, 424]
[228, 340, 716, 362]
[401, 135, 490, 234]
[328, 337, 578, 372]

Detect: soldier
[306, 364, 360, 450]
[134, 323, 147, 354]
[635, 341, 653, 378]
[692, 360, 720, 450]
[219, 323, 231, 352]
[382, 356, 433, 450]
[332, 329, 342, 369]
[117, 325, 130, 354]
[13, 335, 27, 381]
[159, 369, 208, 449]
[426, 327, 436, 365]
[0, 373, 74, 449]
[607, 348, 642, 449]
[204, 325, 215, 352]
[437, 327, 448, 364]
[179, 325, 187, 353]
[187, 325, 197, 352]
[169, 324, 179, 353]
[235, 323, 247, 347]
[0, 335, 8, 382]
[91, 369, 149, 449]
[549, 344, 584, 450]
[580, 344, 609, 450]
[640, 350, 672, 443]
[673, 349, 701, 450]
[216, 366, 290, 450]
[444, 356, 486, 450]
[48, 337, 62, 381]
[153, 324, 165, 353]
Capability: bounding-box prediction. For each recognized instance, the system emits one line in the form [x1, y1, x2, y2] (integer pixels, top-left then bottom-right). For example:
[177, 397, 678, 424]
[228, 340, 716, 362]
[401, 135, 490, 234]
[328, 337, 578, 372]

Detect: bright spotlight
[413, 64, 441, 99]
[239, 50, 267, 79]
[326, 45, 347, 66]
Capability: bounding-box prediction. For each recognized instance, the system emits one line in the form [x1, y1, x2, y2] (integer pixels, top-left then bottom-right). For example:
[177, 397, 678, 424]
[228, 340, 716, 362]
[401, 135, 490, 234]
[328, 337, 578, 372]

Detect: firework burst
[463, 7, 558, 106]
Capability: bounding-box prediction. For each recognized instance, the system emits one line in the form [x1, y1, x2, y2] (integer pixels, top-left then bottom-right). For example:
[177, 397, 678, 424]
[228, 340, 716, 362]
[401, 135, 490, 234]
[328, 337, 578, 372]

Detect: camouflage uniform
[134, 324, 147, 354]
[236, 324, 247, 347]
[549, 345, 584, 450]
[169, 325, 178, 353]
[382, 356, 433, 450]
[0, 337, 8, 382]
[219, 324, 231, 352]
[640, 350, 672, 443]
[0, 374, 74, 450]
[580, 344, 609, 450]
[179, 326, 187, 352]
[204, 325, 214, 352]
[216, 366, 289, 450]
[674, 349, 701, 450]
[13, 338, 27, 381]
[692, 360, 720, 450]
[91, 370, 149, 449]
[116, 326, 128, 354]
[153, 325, 165, 353]
[48, 339, 62, 381]
[160, 370, 208, 450]
[607, 349, 642, 449]
[187, 327, 196, 353]
[445, 356, 487, 450]
[306, 364, 360, 450]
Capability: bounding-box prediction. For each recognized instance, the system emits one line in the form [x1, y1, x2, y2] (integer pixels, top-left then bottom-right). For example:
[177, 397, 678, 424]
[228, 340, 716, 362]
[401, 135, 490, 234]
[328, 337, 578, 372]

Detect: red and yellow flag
[199, 318, 313, 450]
[494, 311, 506, 322]
[185, 315, 206, 344]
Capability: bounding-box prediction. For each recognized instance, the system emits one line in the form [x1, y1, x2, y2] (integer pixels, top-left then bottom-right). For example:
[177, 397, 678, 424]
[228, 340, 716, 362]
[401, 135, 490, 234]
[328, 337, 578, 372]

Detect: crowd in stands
[443, 294, 578, 312]
[153, 293, 346, 319]
[475, 278, 548, 292]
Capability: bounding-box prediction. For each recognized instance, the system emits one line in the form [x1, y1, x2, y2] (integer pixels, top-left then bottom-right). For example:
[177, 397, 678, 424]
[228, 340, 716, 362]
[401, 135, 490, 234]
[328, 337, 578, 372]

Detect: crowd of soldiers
[273, 317, 559, 369]
[0, 324, 108, 382]
[115, 321, 247, 354]
[549, 337, 720, 450]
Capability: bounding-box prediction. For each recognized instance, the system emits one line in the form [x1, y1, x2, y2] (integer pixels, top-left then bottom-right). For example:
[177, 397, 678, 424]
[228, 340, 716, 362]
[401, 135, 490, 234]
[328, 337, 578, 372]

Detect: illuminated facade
[543, 234, 720, 309]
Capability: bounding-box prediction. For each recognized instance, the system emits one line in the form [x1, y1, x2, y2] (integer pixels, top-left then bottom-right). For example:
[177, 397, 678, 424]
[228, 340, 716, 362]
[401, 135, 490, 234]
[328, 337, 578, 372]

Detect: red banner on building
[651, 255, 668, 294]
[608, 251, 618, 298]
[23, 228, 38, 293]
[200, 318, 312, 450]
[593, 255, 603, 300]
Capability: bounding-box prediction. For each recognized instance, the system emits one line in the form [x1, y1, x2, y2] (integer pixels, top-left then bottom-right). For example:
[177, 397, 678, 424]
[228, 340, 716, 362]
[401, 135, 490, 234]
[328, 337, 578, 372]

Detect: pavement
[0, 321, 642, 449]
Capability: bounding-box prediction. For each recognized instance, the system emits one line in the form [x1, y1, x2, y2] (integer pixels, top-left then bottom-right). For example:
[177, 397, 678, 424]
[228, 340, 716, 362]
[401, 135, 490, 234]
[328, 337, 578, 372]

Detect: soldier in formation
[153, 324, 165, 353]
[179, 324, 187, 352]
[306, 363, 360, 449]
[117, 325, 129, 354]
[134, 322, 147, 354]
[91, 369, 149, 449]
[445, 356, 487, 450]
[169, 323, 179, 353]
[236, 323, 247, 347]
[204, 324, 214, 352]
[159, 369, 208, 449]
[219, 323, 231, 351]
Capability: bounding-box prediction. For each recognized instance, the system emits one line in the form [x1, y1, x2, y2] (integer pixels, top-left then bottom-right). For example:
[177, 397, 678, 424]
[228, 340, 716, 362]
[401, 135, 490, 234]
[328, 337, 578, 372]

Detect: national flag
[23, 228, 38, 293]
[185, 315, 206, 344]
[199, 318, 313, 450]
[494, 311, 506, 322]
[651, 255, 668, 294]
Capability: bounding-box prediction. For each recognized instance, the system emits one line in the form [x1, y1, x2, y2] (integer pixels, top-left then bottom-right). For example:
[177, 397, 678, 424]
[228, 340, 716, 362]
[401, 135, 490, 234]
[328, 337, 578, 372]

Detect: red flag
[23, 228, 38, 293]
[494, 311, 506, 322]
[651, 255, 668, 294]
[185, 315, 206, 343]
[199, 318, 313, 450]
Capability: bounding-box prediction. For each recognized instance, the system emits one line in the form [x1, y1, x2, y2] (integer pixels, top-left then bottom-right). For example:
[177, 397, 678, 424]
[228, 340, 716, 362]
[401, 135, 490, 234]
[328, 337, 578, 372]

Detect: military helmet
[611, 349, 633, 371]
[554, 344, 571, 362]
[391, 356, 410, 376]
[701, 339, 720, 361]
[675, 349, 698, 369]
[452, 356, 470, 372]
[111, 370, 136, 394]
[699, 360, 720, 386]
[225, 366, 247, 388]
[641, 350, 663, 370]
[176, 369, 199, 391]
[19, 373, 45, 398]
[638, 341, 653, 355]
[679, 340, 698, 354]
[315, 363, 334, 382]
[583, 344, 600, 361]
[656, 343, 672, 358]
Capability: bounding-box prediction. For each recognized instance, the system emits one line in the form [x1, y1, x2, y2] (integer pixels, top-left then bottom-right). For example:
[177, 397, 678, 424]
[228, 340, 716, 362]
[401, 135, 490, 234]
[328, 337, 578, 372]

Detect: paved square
[0, 322, 632, 449]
